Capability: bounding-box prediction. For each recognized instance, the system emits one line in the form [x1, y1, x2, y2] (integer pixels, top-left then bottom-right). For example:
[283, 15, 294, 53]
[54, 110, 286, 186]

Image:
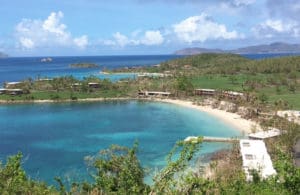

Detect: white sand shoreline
[0, 97, 260, 134]
[154, 99, 260, 134]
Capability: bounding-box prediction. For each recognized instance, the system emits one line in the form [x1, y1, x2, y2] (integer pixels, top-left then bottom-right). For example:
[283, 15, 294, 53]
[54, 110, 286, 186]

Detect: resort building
[240, 139, 276, 181]
[137, 72, 172, 78]
[71, 83, 82, 91]
[36, 78, 53, 82]
[88, 82, 100, 88]
[248, 128, 283, 140]
[5, 89, 24, 95]
[222, 91, 244, 99]
[138, 91, 171, 98]
[0, 88, 6, 94]
[4, 81, 23, 88]
[194, 89, 216, 96]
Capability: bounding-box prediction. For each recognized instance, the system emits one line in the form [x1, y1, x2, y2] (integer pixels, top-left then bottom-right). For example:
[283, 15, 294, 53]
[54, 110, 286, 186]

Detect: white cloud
[173, 13, 242, 43]
[42, 11, 66, 35]
[253, 19, 300, 38]
[140, 30, 164, 45]
[233, 0, 256, 6]
[15, 11, 88, 50]
[19, 37, 35, 49]
[113, 32, 131, 47]
[103, 30, 164, 47]
[74, 35, 88, 49]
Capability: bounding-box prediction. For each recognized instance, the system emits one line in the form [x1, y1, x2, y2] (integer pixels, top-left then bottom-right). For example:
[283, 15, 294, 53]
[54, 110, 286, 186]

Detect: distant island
[70, 63, 99, 68]
[0, 52, 8, 58]
[175, 42, 300, 55]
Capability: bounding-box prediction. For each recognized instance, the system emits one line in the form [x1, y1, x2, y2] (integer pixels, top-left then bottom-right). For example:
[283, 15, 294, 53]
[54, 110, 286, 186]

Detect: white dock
[185, 136, 239, 143]
[203, 136, 239, 142]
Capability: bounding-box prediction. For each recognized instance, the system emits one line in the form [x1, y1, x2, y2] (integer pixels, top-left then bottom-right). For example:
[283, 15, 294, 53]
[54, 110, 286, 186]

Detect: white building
[240, 139, 276, 181]
[138, 91, 171, 97]
[248, 128, 283, 140]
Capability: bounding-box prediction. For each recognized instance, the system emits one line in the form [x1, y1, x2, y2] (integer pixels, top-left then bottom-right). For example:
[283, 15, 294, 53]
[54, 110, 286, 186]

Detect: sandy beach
[155, 99, 260, 134]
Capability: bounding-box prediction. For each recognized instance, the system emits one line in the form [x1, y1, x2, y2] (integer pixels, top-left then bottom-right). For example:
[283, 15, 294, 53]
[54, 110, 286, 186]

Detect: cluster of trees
[1, 131, 299, 194]
[0, 138, 204, 194]
[0, 76, 134, 101]
[161, 53, 249, 70]
[200, 55, 300, 75]
[17, 76, 117, 93]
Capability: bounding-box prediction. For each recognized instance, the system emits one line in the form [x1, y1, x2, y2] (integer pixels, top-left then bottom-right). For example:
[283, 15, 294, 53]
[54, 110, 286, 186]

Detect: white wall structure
[240, 139, 277, 181]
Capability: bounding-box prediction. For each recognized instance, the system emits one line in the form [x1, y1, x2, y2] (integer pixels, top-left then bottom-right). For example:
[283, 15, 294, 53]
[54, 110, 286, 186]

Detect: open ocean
[0, 53, 299, 186]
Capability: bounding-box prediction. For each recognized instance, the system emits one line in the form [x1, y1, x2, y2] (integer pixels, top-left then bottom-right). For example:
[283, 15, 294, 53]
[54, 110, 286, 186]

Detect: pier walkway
[184, 136, 239, 143]
[203, 136, 239, 142]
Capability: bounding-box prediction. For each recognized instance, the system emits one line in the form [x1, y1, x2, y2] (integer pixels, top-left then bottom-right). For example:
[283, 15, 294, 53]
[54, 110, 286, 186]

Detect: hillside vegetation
[162, 53, 250, 69]
[155, 54, 300, 109]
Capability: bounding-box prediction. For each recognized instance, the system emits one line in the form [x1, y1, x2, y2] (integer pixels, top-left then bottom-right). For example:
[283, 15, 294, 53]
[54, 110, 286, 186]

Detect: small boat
[41, 57, 53, 62]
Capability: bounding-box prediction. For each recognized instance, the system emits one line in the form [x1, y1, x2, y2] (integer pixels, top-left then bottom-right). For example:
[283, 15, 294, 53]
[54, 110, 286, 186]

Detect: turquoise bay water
[0, 101, 241, 185]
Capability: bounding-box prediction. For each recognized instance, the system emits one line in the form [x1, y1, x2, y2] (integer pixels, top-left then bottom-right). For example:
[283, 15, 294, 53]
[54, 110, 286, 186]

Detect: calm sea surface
[0, 101, 241, 185]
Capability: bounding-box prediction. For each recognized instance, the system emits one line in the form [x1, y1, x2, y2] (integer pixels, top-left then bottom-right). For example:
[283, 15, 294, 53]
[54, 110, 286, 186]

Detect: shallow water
[0, 100, 241, 185]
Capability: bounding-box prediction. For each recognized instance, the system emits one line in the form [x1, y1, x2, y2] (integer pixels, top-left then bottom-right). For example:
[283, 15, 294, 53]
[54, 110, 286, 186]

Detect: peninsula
[69, 62, 99, 68]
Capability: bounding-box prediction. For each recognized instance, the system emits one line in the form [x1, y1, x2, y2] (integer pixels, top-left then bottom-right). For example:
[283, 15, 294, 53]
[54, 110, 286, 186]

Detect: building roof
[88, 82, 100, 85]
[6, 89, 23, 91]
[240, 139, 276, 181]
[147, 91, 171, 95]
[248, 128, 282, 139]
[195, 88, 215, 92]
[37, 78, 53, 81]
[224, 91, 244, 96]
[6, 82, 22, 85]
[137, 72, 171, 77]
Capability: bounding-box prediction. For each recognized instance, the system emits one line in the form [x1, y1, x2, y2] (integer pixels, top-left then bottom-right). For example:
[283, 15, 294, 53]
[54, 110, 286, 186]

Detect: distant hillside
[162, 53, 249, 69]
[164, 53, 300, 75]
[0, 52, 8, 58]
[175, 42, 300, 55]
[174, 47, 225, 55]
[233, 42, 300, 54]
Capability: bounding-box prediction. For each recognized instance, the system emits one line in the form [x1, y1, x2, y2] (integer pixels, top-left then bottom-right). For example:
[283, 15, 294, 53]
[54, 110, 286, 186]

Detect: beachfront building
[71, 83, 82, 91]
[194, 88, 216, 96]
[138, 91, 171, 98]
[88, 82, 100, 88]
[36, 78, 53, 82]
[222, 91, 244, 100]
[0, 88, 25, 95]
[240, 139, 276, 181]
[248, 128, 283, 140]
[137, 72, 172, 78]
[5, 89, 24, 95]
[0, 88, 6, 94]
[4, 81, 23, 89]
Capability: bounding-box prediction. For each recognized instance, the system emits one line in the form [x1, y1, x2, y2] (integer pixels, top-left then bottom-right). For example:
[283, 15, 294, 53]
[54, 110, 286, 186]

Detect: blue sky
[0, 0, 299, 56]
